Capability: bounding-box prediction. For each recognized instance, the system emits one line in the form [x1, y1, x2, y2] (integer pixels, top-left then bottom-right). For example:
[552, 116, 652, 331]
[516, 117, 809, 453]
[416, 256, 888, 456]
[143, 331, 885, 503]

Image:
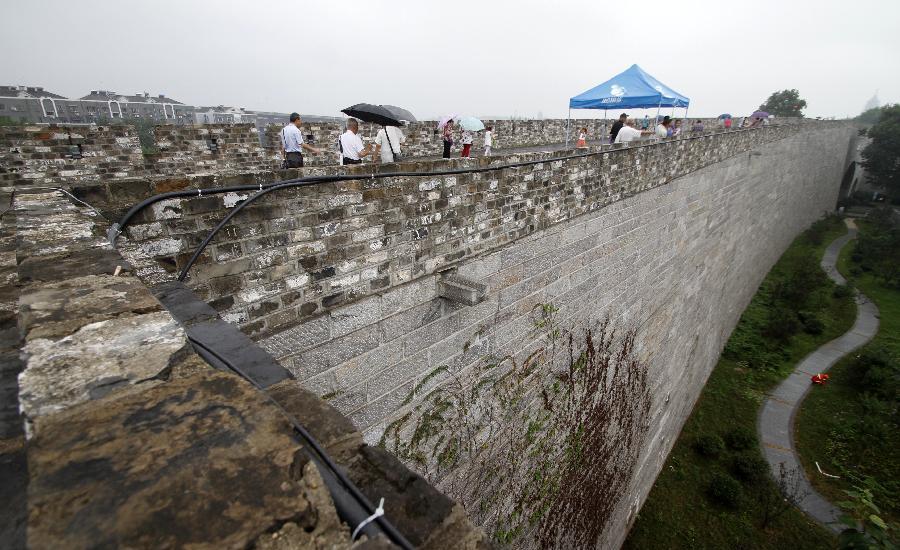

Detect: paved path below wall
[758, 218, 880, 532]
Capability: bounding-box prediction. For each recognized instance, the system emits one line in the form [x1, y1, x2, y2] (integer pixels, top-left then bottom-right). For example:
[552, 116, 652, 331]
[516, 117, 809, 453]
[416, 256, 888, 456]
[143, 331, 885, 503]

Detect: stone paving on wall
[758, 219, 880, 532]
[4, 189, 488, 549]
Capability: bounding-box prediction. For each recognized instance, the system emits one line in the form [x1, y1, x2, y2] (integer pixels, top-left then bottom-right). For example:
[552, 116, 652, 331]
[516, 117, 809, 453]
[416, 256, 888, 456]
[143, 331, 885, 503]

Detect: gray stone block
[290, 324, 379, 380]
[329, 295, 382, 338]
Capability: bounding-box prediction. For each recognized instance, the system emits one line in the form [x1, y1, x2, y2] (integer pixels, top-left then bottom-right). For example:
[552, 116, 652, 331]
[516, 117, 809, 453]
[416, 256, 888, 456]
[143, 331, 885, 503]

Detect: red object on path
[461, 144, 472, 157]
[811, 373, 830, 385]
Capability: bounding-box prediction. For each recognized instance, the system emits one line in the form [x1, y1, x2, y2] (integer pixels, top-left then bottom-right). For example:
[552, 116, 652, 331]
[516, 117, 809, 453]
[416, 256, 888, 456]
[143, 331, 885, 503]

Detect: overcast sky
[2, 0, 897, 120]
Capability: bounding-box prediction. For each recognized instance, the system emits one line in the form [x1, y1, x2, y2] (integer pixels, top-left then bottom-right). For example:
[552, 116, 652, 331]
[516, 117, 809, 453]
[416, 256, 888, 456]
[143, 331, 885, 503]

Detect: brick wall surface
[147, 123, 275, 174]
[115, 121, 852, 546]
[263, 116, 802, 166]
[0, 124, 147, 187]
[119, 123, 827, 341]
[268, 124, 852, 547]
[1, 118, 802, 188]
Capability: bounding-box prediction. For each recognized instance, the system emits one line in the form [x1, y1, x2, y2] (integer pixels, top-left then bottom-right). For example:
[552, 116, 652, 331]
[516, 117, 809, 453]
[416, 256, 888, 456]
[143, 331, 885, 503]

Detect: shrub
[731, 454, 768, 482]
[694, 434, 725, 457]
[847, 346, 898, 398]
[763, 307, 801, 342]
[833, 284, 854, 299]
[798, 310, 826, 335]
[708, 472, 743, 508]
[804, 215, 839, 245]
[724, 427, 756, 451]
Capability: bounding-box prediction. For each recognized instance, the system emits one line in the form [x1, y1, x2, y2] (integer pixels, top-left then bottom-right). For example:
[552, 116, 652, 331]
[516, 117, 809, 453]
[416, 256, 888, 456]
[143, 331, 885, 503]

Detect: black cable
[109, 125, 771, 248]
[187, 335, 414, 549]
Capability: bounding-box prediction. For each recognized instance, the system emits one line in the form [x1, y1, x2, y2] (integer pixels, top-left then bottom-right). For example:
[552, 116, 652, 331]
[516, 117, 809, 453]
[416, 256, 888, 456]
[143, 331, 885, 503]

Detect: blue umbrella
[457, 116, 485, 131]
[717, 113, 732, 119]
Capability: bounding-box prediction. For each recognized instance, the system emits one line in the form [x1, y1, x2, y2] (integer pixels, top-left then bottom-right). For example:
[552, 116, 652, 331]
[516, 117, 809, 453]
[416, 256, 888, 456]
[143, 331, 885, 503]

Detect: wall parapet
[7, 189, 488, 548]
[118, 123, 837, 339]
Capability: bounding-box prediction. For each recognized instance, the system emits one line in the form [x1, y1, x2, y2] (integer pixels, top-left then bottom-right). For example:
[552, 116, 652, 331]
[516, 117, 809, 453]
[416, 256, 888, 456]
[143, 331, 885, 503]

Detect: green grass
[624, 216, 855, 550]
[794, 220, 900, 527]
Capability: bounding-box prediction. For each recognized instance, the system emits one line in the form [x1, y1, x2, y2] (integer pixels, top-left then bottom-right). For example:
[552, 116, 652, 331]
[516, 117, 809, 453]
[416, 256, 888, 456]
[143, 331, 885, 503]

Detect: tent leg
[565, 108, 571, 148]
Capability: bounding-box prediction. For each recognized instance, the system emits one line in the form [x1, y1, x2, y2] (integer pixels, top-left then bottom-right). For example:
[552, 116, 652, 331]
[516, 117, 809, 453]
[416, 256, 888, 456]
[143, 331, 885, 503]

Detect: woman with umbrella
[439, 116, 455, 159]
[455, 116, 485, 157]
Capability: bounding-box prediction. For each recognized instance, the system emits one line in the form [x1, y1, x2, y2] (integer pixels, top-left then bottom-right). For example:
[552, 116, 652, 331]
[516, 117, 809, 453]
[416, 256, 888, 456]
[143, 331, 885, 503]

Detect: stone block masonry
[6, 189, 488, 546]
[262, 116, 804, 165]
[119, 123, 818, 341]
[118, 121, 853, 546]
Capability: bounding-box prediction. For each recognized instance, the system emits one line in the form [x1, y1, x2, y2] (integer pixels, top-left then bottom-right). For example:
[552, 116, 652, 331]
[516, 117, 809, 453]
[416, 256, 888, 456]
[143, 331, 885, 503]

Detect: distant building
[0, 86, 193, 124]
[193, 105, 255, 125]
[0, 84, 334, 130]
[863, 93, 880, 112]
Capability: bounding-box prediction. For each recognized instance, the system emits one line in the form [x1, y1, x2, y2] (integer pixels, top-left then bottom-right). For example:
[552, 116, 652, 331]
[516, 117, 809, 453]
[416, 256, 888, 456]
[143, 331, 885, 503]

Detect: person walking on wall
[374, 124, 405, 163]
[280, 112, 326, 168]
[672, 119, 683, 136]
[614, 118, 652, 144]
[576, 127, 587, 148]
[655, 115, 671, 138]
[641, 114, 650, 130]
[442, 120, 454, 159]
[483, 126, 493, 156]
[609, 113, 627, 144]
[724, 117, 733, 130]
[691, 119, 704, 133]
[461, 128, 473, 157]
[339, 118, 373, 165]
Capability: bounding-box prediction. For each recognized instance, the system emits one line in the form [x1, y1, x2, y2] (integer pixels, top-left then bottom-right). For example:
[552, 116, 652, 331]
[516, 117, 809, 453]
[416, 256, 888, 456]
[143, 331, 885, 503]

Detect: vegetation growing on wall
[624, 214, 854, 549]
[380, 311, 651, 548]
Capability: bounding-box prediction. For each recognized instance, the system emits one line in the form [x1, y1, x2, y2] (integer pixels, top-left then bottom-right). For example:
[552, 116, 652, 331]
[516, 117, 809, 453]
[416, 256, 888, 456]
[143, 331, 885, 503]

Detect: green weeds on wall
[380, 308, 651, 548]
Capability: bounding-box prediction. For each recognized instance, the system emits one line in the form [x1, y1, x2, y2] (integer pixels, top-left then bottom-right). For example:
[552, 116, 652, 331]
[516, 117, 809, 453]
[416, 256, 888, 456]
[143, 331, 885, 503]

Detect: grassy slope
[794, 222, 900, 526]
[624, 219, 855, 550]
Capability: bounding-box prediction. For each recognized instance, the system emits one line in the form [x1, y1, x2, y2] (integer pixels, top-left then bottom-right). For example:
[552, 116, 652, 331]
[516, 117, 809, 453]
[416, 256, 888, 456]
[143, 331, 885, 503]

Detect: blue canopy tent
[566, 64, 690, 146]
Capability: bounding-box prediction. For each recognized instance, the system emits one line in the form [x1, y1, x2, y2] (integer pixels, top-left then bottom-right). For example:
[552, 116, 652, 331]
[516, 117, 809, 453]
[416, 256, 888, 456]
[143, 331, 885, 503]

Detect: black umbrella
[341, 103, 402, 126]
[381, 105, 417, 123]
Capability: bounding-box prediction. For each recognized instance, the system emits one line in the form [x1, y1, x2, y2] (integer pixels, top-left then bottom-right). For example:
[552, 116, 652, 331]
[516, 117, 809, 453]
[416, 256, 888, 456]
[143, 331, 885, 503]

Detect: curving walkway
[757, 218, 880, 533]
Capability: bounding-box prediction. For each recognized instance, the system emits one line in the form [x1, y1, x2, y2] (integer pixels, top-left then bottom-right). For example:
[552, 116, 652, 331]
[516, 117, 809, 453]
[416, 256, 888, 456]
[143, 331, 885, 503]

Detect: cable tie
[351, 497, 385, 541]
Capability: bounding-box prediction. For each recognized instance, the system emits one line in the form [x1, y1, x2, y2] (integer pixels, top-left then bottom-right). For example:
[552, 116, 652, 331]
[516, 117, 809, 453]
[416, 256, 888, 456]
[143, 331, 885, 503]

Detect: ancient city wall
[4, 188, 487, 549]
[113, 122, 854, 545]
[118, 124, 806, 338]
[1, 118, 803, 187]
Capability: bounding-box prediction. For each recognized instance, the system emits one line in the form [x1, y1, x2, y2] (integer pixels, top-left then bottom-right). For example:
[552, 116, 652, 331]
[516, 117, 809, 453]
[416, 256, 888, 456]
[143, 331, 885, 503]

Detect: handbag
[383, 127, 402, 162]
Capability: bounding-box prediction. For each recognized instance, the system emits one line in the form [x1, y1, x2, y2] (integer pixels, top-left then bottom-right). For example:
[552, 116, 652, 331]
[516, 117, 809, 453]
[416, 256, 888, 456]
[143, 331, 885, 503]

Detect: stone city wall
[4, 187, 488, 548]
[118, 123, 809, 340]
[1, 118, 799, 189]
[0, 124, 147, 187]
[116, 121, 854, 547]
[262, 116, 798, 165]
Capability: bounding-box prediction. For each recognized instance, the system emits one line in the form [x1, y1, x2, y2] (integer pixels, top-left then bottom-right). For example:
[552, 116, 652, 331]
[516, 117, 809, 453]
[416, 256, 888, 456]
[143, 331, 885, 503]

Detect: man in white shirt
[655, 115, 671, 138]
[614, 119, 650, 144]
[373, 125, 405, 163]
[339, 118, 373, 165]
[280, 113, 326, 168]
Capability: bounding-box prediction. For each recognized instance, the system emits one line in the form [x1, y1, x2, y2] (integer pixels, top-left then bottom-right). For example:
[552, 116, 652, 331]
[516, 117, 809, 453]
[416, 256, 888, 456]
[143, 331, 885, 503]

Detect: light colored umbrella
[438, 114, 458, 129]
[456, 116, 485, 131]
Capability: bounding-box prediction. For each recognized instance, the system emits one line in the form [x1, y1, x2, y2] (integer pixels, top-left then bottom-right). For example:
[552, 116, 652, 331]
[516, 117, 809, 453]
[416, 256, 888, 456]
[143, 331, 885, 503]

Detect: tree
[758, 89, 808, 118]
[861, 104, 900, 196]
[857, 107, 885, 126]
